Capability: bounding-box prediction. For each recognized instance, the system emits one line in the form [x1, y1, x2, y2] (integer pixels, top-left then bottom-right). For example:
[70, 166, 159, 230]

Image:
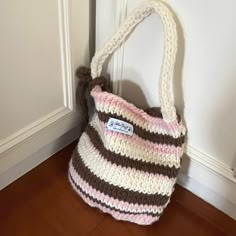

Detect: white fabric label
[106, 117, 133, 136]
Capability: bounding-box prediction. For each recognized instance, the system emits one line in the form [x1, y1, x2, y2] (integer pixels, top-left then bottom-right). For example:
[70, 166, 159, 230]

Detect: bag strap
[91, 0, 178, 123]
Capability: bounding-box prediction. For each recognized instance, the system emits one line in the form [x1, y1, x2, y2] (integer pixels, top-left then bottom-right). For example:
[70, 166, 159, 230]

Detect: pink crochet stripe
[69, 169, 159, 225]
[91, 86, 183, 135]
[93, 118, 183, 157]
[69, 162, 165, 214]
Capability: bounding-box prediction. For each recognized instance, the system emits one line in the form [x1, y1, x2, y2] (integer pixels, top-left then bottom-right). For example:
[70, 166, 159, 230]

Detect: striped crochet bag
[68, 0, 186, 225]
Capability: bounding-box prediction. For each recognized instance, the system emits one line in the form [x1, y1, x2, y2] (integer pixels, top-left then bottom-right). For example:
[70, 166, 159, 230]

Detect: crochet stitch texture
[69, 0, 186, 225]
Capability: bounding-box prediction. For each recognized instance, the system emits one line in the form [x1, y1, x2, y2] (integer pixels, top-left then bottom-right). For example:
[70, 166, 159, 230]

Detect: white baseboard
[185, 145, 235, 183]
[179, 145, 236, 220]
[0, 106, 81, 191]
[0, 126, 79, 191]
[178, 173, 236, 220]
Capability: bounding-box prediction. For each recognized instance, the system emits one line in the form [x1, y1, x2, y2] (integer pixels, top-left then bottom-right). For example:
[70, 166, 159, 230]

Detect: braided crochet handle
[91, 0, 178, 122]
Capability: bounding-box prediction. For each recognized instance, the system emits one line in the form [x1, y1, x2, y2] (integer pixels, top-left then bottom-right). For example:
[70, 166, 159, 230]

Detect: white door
[0, 0, 91, 189]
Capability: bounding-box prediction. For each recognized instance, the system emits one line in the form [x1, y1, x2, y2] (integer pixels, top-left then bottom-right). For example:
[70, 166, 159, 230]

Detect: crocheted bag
[68, 0, 186, 225]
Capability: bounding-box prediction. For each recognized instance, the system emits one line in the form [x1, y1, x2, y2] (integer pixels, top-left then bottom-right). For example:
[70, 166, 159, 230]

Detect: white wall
[96, 0, 236, 219]
[0, 0, 90, 189]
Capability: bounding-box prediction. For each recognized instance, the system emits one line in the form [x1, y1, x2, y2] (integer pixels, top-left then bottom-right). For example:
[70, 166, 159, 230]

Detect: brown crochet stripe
[144, 107, 181, 123]
[143, 107, 163, 118]
[71, 150, 170, 206]
[97, 112, 185, 147]
[86, 124, 180, 178]
[69, 173, 160, 217]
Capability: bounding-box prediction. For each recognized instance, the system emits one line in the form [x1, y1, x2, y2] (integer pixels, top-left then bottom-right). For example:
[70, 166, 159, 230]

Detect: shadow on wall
[111, 10, 186, 115]
[113, 72, 149, 110]
[89, 0, 96, 60]
[111, 9, 186, 120]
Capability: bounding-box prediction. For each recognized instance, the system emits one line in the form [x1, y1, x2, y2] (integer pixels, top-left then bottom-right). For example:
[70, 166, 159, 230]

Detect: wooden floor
[0, 142, 235, 236]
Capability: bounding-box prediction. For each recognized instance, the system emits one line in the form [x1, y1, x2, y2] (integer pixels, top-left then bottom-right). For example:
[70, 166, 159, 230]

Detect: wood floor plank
[0, 142, 104, 236]
[173, 185, 236, 236]
[88, 215, 132, 236]
[0, 141, 235, 236]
